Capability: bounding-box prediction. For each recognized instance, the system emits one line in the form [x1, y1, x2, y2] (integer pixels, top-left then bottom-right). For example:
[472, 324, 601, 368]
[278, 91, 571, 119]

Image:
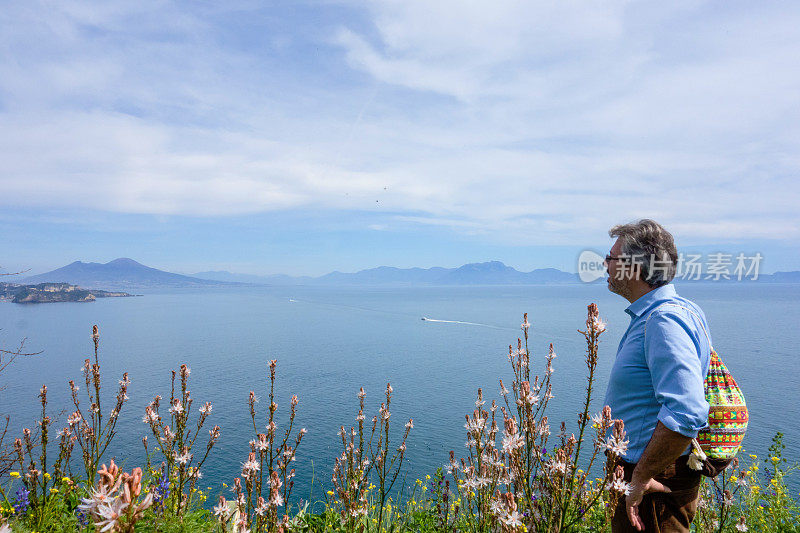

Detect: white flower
[490, 498, 504, 516]
[605, 435, 629, 456]
[168, 401, 184, 415]
[174, 450, 193, 465]
[242, 460, 260, 477]
[687, 443, 707, 470]
[214, 501, 230, 518]
[95, 498, 129, 532]
[547, 459, 567, 475]
[464, 418, 485, 433]
[270, 491, 284, 507]
[142, 409, 159, 425]
[405, 420, 414, 430]
[606, 478, 631, 496]
[502, 510, 523, 527]
[199, 403, 212, 415]
[255, 501, 269, 516]
[735, 518, 748, 532]
[502, 434, 525, 453]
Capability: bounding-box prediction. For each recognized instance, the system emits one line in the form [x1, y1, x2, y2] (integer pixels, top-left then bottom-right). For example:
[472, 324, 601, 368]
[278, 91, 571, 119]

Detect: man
[603, 219, 711, 532]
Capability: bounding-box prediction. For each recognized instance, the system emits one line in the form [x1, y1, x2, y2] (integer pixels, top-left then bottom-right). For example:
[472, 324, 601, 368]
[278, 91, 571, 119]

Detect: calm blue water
[1, 283, 798, 503]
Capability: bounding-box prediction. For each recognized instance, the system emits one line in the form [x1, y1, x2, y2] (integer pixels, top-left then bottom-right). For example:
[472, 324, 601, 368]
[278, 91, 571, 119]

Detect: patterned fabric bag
[689, 348, 749, 477]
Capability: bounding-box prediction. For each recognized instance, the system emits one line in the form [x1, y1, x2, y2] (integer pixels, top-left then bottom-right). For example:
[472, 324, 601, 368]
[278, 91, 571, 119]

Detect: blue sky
[1, 1, 799, 276]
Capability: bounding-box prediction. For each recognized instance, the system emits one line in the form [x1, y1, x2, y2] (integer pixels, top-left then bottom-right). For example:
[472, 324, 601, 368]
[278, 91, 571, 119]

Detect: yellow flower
[425, 474, 431, 480]
[62, 477, 71, 483]
[422, 486, 427, 491]
[10, 472, 20, 478]
[752, 465, 759, 472]
[416, 479, 422, 485]
[43, 472, 51, 480]
[771, 456, 780, 464]
[50, 488, 59, 494]
[730, 476, 738, 482]
[326, 490, 334, 496]
[222, 483, 228, 488]
[749, 454, 757, 460]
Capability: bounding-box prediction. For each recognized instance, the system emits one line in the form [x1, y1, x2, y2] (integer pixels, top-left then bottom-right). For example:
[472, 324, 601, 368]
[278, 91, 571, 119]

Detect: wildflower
[687, 444, 707, 470]
[606, 478, 631, 496]
[405, 419, 414, 430]
[547, 459, 567, 475]
[174, 449, 193, 465]
[78, 484, 117, 516]
[9, 472, 20, 478]
[502, 433, 525, 453]
[242, 456, 260, 478]
[168, 399, 184, 415]
[736, 516, 748, 532]
[502, 510, 524, 527]
[255, 497, 269, 516]
[269, 491, 284, 507]
[213, 496, 230, 519]
[199, 402, 212, 415]
[95, 498, 128, 532]
[13, 487, 30, 516]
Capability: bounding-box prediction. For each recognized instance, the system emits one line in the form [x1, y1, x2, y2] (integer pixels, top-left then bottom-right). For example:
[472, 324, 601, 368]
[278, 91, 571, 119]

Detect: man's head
[605, 219, 678, 302]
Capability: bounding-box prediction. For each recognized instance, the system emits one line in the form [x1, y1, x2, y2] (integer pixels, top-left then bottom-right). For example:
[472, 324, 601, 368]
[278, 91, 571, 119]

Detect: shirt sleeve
[644, 310, 709, 438]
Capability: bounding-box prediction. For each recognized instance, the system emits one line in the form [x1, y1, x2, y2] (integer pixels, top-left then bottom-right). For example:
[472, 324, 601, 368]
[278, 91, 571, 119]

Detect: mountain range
[18, 258, 579, 289]
[14, 258, 800, 290]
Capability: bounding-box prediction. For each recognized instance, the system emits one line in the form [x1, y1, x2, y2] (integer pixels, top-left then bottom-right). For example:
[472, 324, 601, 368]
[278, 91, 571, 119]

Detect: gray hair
[609, 219, 678, 288]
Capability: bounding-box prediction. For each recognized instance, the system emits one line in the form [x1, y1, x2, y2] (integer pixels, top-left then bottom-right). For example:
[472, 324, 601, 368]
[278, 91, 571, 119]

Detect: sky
[1, 1, 799, 276]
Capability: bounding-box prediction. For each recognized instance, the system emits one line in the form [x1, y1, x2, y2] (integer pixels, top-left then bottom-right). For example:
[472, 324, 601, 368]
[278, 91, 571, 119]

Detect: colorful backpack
[695, 348, 748, 460]
[646, 304, 748, 476]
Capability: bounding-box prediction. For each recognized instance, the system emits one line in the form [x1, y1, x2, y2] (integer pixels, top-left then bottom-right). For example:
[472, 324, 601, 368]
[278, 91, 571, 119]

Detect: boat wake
[421, 317, 506, 330]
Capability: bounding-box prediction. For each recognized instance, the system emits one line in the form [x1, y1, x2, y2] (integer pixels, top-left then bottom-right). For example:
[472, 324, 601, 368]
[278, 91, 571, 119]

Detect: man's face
[605, 238, 632, 298]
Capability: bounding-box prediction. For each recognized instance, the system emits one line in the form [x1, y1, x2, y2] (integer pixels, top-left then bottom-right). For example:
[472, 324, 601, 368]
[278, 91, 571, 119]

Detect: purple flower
[14, 486, 30, 516]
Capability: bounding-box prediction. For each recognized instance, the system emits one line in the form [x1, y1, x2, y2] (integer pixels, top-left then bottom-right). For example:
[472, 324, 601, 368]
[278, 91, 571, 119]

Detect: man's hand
[626, 475, 671, 531]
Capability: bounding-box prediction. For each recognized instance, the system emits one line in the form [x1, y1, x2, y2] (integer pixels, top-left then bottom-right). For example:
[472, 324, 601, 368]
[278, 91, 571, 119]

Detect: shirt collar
[625, 283, 677, 318]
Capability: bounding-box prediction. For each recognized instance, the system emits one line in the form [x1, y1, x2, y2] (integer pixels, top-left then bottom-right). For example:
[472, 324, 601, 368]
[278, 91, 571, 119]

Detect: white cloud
[1, 0, 799, 245]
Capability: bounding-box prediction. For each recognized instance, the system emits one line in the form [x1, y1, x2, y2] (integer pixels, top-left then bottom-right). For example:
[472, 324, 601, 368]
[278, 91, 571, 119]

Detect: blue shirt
[603, 284, 711, 463]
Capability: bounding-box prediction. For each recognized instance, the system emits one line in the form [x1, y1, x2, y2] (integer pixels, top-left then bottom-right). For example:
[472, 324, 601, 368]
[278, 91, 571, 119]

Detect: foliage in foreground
[1, 308, 798, 532]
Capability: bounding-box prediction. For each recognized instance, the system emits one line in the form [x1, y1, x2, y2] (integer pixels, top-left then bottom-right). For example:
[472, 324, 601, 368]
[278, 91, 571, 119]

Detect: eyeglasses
[605, 255, 630, 263]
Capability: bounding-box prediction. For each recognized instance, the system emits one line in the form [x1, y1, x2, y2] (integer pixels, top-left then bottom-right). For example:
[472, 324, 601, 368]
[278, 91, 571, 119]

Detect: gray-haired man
[604, 219, 712, 532]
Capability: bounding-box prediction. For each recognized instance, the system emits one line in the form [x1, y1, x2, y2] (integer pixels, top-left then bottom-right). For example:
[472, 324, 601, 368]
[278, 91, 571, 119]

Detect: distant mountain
[191, 270, 315, 285]
[315, 266, 451, 285]
[24, 258, 794, 290]
[764, 271, 800, 283]
[196, 262, 579, 286]
[22, 258, 237, 289]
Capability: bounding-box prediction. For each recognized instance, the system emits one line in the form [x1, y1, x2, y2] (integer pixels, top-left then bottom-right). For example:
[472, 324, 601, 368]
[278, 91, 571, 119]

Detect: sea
[1, 282, 798, 504]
